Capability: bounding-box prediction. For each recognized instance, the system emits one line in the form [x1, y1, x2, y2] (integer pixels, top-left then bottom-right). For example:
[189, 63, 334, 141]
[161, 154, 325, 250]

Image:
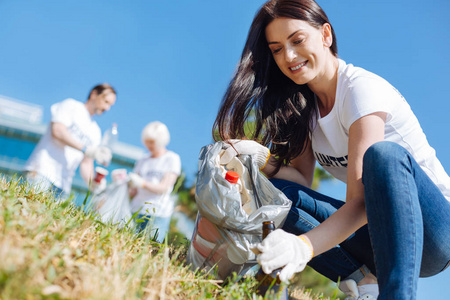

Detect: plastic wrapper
[91, 178, 133, 227]
[187, 141, 292, 280]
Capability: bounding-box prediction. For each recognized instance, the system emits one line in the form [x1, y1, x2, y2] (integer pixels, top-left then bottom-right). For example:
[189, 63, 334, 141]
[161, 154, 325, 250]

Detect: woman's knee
[362, 141, 409, 179]
[420, 260, 450, 278]
[363, 141, 402, 166]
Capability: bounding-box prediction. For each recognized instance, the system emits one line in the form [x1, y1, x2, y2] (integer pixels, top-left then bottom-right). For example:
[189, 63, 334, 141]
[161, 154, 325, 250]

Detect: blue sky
[0, 0, 448, 298]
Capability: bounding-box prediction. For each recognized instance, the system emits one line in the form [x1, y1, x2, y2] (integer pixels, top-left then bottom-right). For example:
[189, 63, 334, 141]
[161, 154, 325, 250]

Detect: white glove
[91, 178, 107, 194]
[128, 172, 145, 188]
[257, 229, 314, 283]
[84, 146, 112, 166]
[220, 139, 270, 170]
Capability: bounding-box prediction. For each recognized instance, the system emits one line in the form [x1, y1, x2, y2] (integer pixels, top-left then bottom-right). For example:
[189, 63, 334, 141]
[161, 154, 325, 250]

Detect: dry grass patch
[0, 177, 335, 300]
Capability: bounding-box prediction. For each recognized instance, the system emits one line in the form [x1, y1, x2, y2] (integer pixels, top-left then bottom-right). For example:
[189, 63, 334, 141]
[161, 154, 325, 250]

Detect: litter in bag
[187, 141, 292, 280]
[91, 178, 133, 227]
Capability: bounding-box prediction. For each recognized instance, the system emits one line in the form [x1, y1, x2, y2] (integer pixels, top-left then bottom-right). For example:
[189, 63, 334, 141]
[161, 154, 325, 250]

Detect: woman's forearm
[142, 181, 169, 194]
[304, 198, 368, 257]
[262, 156, 313, 188]
[141, 173, 178, 195]
[271, 165, 311, 187]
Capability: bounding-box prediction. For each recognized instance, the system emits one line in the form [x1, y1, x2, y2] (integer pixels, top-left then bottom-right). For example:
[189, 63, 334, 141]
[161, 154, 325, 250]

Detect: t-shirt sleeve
[167, 153, 181, 176]
[340, 76, 396, 131]
[50, 99, 76, 127]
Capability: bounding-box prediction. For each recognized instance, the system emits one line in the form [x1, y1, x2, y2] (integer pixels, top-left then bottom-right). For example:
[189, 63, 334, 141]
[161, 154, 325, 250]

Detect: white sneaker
[339, 279, 378, 300]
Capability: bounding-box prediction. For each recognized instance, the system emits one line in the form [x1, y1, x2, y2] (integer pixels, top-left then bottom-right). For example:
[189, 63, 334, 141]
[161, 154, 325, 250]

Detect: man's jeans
[271, 141, 450, 300]
[24, 171, 67, 200]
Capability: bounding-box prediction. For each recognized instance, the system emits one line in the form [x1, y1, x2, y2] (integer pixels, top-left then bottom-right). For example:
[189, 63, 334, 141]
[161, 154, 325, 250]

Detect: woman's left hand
[257, 229, 314, 282]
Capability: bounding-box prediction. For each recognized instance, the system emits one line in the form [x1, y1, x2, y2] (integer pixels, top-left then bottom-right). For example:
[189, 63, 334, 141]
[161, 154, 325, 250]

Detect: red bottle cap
[225, 171, 239, 183]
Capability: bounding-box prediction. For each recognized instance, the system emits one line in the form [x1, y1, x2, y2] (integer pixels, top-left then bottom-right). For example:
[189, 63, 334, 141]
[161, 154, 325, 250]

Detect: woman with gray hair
[128, 121, 181, 242]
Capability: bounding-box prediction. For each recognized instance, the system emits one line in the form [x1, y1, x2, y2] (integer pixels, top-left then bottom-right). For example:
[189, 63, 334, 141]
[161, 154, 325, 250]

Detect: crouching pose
[213, 1, 450, 299]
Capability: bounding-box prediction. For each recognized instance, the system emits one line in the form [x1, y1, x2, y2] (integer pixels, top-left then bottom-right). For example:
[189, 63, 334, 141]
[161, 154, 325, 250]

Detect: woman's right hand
[257, 229, 314, 283]
[220, 139, 270, 170]
[128, 172, 145, 188]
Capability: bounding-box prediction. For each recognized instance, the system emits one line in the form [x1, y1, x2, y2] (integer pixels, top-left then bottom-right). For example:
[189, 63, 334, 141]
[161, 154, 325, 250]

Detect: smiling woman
[265, 17, 340, 116]
[265, 18, 336, 86]
[212, 0, 450, 299]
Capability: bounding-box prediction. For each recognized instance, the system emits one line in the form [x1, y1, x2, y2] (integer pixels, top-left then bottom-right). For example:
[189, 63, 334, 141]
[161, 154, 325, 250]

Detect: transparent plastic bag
[91, 179, 133, 227]
[187, 141, 292, 280]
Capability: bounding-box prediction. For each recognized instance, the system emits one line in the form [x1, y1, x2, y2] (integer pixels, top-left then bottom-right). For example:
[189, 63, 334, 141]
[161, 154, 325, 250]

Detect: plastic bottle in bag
[224, 170, 251, 264]
[225, 170, 240, 189]
[256, 221, 288, 299]
[102, 123, 118, 148]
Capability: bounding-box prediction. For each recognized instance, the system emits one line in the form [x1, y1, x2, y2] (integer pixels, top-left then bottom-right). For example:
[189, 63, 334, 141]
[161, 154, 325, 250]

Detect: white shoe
[339, 279, 378, 300]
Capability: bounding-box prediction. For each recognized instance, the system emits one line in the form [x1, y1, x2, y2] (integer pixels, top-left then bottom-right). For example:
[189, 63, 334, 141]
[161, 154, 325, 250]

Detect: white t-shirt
[24, 98, 101, 192]
[130, 150, 181, 217]
[311, 59, 450, 202]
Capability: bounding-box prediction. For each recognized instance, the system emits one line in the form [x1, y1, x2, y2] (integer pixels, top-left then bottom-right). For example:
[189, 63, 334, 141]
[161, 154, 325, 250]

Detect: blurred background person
[23, 83, 116, 198]
[128, 121, 181, 243]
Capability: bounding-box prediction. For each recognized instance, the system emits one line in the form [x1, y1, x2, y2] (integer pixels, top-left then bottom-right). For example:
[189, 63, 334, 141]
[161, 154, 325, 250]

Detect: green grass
[0, 176, 339, 299]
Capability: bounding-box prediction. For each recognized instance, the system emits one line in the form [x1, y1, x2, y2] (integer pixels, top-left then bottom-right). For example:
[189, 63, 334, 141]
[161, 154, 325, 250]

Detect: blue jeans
[136, 213, 171, 243]
[272, 141, 450, 300]
[362, 141, 450, 299]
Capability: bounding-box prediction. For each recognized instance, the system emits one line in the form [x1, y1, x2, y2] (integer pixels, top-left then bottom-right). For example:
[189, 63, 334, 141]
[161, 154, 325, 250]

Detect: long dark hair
[213, 0, 337, 173]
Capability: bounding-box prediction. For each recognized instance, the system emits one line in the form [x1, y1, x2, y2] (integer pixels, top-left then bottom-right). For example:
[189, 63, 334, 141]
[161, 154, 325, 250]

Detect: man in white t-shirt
[24, 83, 117, 197]
[128, 121, 181, 243]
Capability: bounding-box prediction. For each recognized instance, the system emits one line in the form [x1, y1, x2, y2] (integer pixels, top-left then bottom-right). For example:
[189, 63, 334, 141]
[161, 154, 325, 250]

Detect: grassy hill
[0, 176, 340, 299]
